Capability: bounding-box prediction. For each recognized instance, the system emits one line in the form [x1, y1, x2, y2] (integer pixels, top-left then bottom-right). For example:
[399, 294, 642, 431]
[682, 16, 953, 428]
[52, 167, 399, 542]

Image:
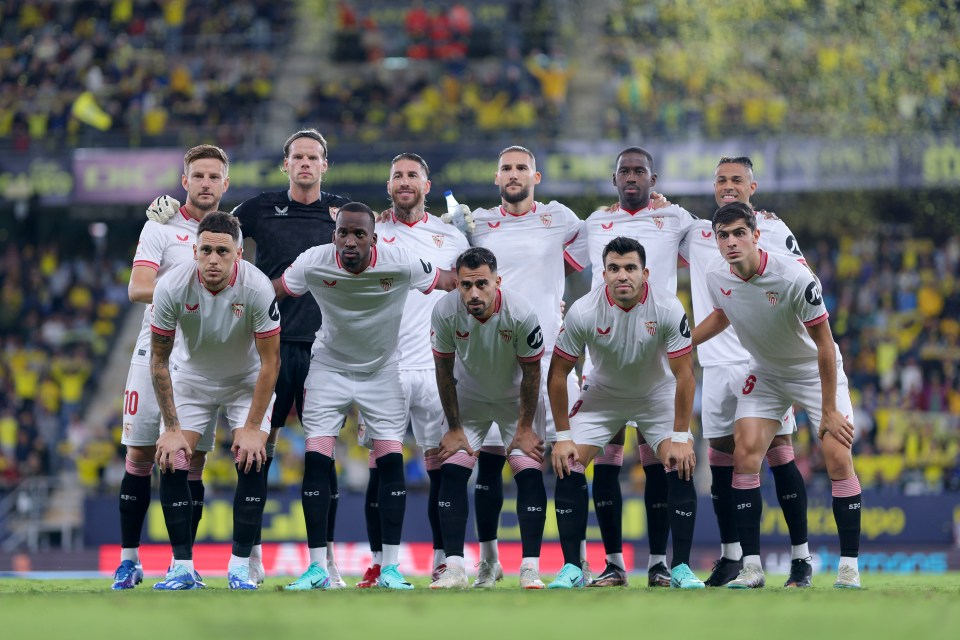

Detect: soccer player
[357, 153, 470, 588]
[150, 212, 280, 590]
[693, 202, 862, 589]
[464, 145, 587, 585]
[681, 156, 813, 587]
[547, 236, 704, 590]
[112, 145, 229, 590]
[276, 202, 455, 590]
[430, 247, 548, 589]
[580, 147, 695, 587]
[146, 129, 351, 586]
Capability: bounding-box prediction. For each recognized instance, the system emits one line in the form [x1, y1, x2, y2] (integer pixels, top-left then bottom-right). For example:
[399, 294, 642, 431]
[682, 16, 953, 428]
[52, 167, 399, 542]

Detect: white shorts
[121, 363, 216, 452]
[401, 368, 445, 449]
[701, 364, 795, 439]
[304, 364, 407, 442]
[570, 383, 676, 454]
[734, 362, 854, 431]
[451, 394, 546, 457]
[482, 424, 504, 448]
[170, 369, 273, 437]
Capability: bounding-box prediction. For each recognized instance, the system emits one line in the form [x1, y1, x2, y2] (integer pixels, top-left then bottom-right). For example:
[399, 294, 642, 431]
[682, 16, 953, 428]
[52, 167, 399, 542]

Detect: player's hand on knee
[818, 410, 855, 448]
[507, 428, 545, 463]
[669, 440, 696, 481]
[439, 429, 473, 461]
[155, 430, 191, 472]
[146, 195, 180, 224]
[233, 428, 266, 473]
[551, 440, 578, 478]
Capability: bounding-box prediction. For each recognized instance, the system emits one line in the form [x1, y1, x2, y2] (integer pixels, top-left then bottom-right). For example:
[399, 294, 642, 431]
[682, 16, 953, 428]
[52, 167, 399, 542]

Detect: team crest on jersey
[601, 222, 614, 231]
[652, 216, 664, 230]
[766, 291, 780, 306]
[232, 303, 244, 319]
[185, 303, 199, 313]
[645, 321, 658, 336]
[176, 234, 190, 243]
[432, 234, 444, 248]
[380, 278, 394, 291]
[539, 213, 553, 227]
[498, 329, 513, 344]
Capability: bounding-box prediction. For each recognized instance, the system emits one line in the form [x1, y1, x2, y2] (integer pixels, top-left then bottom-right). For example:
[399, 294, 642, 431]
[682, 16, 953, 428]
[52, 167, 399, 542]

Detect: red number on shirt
[742, 375, 757, 395]
[124, 390, 139, 416]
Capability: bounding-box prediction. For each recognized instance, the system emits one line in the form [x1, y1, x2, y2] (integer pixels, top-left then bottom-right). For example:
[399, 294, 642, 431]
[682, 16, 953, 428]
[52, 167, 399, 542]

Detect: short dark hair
[336, 201, 376, 227]
[498, 145, 536, 169]
[391, 152, 430, 177]
[284, 128, 328, 159]
[712, 202, 757, 232]
[455, 247, 497, 273]
[615, 146, 654, 167]
[197, 211, 241, 244]
[602, 236, 646, 268]
[718, 156, 753, 170]
[183, 144, 229, 176]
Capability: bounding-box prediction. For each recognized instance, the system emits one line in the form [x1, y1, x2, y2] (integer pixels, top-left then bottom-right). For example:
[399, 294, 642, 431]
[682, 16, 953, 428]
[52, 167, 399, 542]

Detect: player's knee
[126, 445, 156, 463]
[708, 435, 735, 454]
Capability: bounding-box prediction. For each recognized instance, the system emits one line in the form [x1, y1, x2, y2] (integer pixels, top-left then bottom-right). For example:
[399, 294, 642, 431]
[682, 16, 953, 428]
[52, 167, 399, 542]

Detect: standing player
[146, 129, 351, 586]
[112, 144, 229, 590]
[357, 153, 470, 587]
[430, 247, 548, 589]
[276, 203, 455, 590]
[681, 156, 813, 587]
[580, 147, 695, 587]
[547, 237, 704, 590]
[150, 212, 280, 590]
[693, 202, 861, 589]
[463, 145, 587, 585]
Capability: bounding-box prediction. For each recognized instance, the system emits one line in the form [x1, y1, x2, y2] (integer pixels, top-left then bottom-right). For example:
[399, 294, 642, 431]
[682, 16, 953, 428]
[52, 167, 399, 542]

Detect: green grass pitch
[2, 574, 959, 640]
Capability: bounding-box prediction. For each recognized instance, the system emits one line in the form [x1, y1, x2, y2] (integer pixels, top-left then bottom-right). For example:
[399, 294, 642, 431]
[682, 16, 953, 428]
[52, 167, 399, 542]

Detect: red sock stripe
[663, 462, 678, 473]
[373, 439, 402, 459]
[306, 436, 336, 457]
[173, 450, 190, 472]
[708, 448, 735, 466]
[832, 476, 861, 498]
[480, 445, 506, 456]
[125, 458, 154, 477]
[638, 443, 659, 467]
[508, 455, 541, 474]
[424, 453, 441, 471]
[444, 452, 477, 469]
[188, 456, 205, 480]
[732, 472, 761, 489]
[368, 450, 377, 469]
[595, 444, 624, 466]
[765, 445, 795, 467]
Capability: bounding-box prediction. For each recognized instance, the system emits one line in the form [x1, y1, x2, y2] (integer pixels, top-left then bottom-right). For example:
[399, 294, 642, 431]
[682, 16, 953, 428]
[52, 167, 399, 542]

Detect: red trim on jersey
[667, 345, 693, 359]
[151, 324, 176, 337]
[678, 256, 689, 267]
[197, 262, 238, 296]
[280, 274, 301, 298]
[803, 311, 829, 327]
[335, 245, 378, 272]
[431, 348, 456, 359]
[395, 211, 429, 228]
[422, 269, 440, 295]
[639, 281, 649, 304]
[518, 349, 544, 363]
[180, 207, 191, 221]
[553, 346, 579, 362]
[563, 250, 585, 272]
[494, 289, 502, 314]
[370, 245, 378, 268]
[619, 204, 648, 216]
[730, 249, 768, 282]
[133, 260, 160, 271]
[255, 327, 281, 339]
[499, 202, 537, 217]
[603, 283, 644, 312]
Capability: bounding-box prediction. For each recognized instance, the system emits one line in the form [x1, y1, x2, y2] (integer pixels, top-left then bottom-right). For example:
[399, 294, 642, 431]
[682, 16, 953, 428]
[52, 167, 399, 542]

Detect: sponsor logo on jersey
[176, 234, 190, 242]
[274, 206, 288, 216]
[185, 303, 199, 313]
[701, 230, 712, 238]
[138, 349, 146, 356]
[380, 277, 394, 291]
[569, 400, 583, 418]
[456, 330, 470, 340]
[804, 280, 823, 306]
[487, 221, 501, 229]
[420, 259, 433, 274]
[499, 329, 513, 344]
[601, 222, 614, 230]
[432, 234, 444, 248]
[645, 321, 658, 336]
[679, 314, 690, 338]
[323, 280, 337, 287]
[787, 235, 802, 256]
[269, 301, 280, 321]
[527, 326, 543, 349]
[653, 216, 664, 230]
[766, 290, 780, 306]
[232, 303, 244, 319]
[383, 236, 396, 243]
[596, 326, 611, 336]
[540, 213, 552, 227]
[720, 287, 732, 297]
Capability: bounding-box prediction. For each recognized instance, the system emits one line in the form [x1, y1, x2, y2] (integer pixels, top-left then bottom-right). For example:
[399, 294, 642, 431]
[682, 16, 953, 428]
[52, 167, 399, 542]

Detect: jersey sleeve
[280, 249, 311, 298]
[662, 297, 693, 358]
[775, 219, 806, 263]
[231, 197, 258, 239]
[430, 302, 456, 358]
[553, 303, 587, 362]
[150, 278, 178, 336]
[133, 221, 166, 271]
[250, 271, 282, 339]
[558, 203, 587, 272]
[514, 305, 545, 363]
[791, 269, 828, 327]
[408, 249, 440, 294]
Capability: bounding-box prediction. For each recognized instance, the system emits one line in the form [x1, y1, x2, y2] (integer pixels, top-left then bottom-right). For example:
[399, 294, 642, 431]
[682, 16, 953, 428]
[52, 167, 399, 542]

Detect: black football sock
[438, 463, 472, 558]
[770, 460, 809, 547]
[592, 463, 623, 556]
[643, 463, 670, 557]
[159, 469, 193, 560]
[832, 477, 862, 558]
[232, 464, 266, 557]
[376, 452, 407, 546]
[365, 466, 382, 554]
[327, 460, 339, 544]
[710, 464, 738, 546]
[732, 473, 763, 558]
[302, 452, 332, 549]
[514, 468, 547, 559]
[118, 471, 151, 551]
[554, 472, 588, 566]
[427, 468, 444, 553]
[474, 451, 505, 543]
[667, 470, 697, 567]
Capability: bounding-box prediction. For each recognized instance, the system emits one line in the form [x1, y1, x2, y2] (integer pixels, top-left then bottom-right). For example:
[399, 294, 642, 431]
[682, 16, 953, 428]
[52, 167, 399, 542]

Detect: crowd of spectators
[0, 0, 290, 152]
[600, 1, 960, 140]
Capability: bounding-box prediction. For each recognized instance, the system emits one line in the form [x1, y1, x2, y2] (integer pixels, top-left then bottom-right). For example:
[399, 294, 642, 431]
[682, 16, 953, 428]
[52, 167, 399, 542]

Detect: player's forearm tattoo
[434, 356, 462, 431]
[517, 360, 542, 430]
[150, 332, 179, 432]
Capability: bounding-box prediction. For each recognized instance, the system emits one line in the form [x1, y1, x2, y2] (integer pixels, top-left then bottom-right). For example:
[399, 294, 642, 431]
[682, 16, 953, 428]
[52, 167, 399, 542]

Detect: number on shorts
[124, 390, 139, 416]
[742, 375, 757, 395]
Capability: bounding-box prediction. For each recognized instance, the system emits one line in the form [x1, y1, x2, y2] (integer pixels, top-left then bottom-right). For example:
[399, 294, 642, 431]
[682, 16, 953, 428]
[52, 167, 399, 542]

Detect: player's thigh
[271, 341, 312, 428]
[630, 385, 677, 459]
[121, 363, 162, 448]
[734, 366, 794, 425]
[302, 365, 355, 438]
[460, 395, 516, 453]
[222, 372, 275, 437]
[783, 363, 854, 436]
[170, 372, 220, 443]
[701, 364, 747, 440]
[569, 386, 635, 450]
[353, 367, 408, 442]
[402, 369, 444, 449]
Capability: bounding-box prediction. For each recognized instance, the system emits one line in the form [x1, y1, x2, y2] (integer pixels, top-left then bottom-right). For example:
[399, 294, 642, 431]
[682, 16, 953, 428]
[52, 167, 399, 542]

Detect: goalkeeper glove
[146, 195, 180, 224]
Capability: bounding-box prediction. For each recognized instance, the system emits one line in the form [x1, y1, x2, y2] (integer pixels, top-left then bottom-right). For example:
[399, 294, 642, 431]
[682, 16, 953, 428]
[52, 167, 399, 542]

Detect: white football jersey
[682, 212, 806, 367]
[583, 203, 695, 294]
[706, 250, 838, 377]
[130, 208, 201, 364]
[555, 282, 691, 396]
[431, 288, 544, 403]
[151, 260, 280, 379]
[281, 243, 439, 372]
[469, 201, 586, 351]
[376, 212, 470, 370]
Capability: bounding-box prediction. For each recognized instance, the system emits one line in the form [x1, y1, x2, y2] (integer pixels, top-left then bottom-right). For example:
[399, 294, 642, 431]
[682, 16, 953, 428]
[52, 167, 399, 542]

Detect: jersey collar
[730, 248, 768, 281]
[470, 290, 502, 324]
[197, 261, 239, 296]
[613, 203, 649, 216]
[499, 202, 537, 217]
[392, 210, 429, 227]
[334, 245, 379, 272]
[604, 281, 647, 312]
